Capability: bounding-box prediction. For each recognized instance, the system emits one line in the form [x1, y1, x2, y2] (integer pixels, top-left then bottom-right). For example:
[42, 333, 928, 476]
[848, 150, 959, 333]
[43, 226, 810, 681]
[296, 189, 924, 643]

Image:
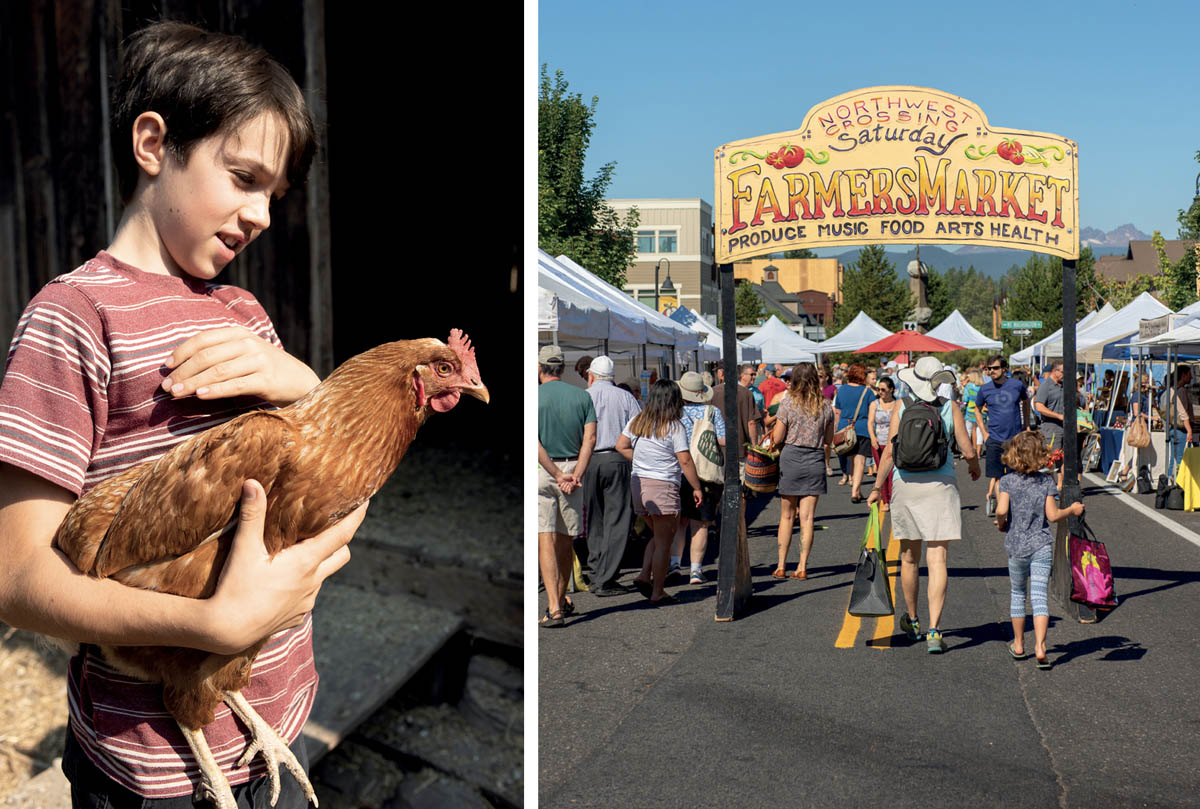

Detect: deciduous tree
[538, 66, 638, 287]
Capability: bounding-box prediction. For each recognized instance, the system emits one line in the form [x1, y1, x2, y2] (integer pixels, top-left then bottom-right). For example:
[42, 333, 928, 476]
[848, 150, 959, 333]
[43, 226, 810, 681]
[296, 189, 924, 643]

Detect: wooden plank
[304, 581, 463, 763]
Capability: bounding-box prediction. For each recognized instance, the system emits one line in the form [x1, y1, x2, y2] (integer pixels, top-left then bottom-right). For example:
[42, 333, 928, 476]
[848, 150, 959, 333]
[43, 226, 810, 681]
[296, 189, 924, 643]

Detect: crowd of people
[538, 347, 1095, 665]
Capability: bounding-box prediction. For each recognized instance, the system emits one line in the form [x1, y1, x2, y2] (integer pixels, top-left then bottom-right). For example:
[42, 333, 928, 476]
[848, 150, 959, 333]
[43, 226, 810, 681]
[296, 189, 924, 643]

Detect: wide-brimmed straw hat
[678, 371, 713, 403]
[896, 356, 956, 403]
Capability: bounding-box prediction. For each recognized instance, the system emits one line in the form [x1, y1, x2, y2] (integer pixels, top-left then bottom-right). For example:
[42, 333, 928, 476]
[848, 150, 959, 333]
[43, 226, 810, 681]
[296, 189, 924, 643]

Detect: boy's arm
[0, 464, 364, 655]
[162, 327, 321, 406]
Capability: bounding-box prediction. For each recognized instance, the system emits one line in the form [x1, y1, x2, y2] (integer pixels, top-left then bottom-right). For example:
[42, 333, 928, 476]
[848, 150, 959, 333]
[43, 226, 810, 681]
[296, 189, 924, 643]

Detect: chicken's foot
[178, 723, 238, 809]
[224, 689, 318, 807]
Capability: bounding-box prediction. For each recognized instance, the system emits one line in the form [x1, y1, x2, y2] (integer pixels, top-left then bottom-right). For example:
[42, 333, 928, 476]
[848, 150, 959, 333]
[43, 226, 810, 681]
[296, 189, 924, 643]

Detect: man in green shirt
[538, 345, 596, 627]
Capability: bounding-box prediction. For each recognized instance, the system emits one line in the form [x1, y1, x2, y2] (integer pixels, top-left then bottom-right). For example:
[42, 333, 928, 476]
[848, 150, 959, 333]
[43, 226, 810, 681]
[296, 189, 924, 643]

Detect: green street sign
[1001, 320, 1042, 329]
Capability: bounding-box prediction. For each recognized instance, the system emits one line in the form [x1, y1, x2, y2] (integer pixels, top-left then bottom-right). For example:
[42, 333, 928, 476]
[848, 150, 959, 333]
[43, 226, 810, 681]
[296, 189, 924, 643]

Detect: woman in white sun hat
[867, 356, 981, 654]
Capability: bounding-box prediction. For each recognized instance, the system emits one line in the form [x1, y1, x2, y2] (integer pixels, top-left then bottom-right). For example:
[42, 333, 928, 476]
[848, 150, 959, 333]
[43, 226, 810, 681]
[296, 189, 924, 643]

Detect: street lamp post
[655, 258, 674, 314]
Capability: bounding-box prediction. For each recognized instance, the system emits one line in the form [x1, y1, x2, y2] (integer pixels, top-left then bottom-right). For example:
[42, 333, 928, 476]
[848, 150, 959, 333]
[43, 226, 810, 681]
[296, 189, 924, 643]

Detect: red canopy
[853, 330, 964, 354]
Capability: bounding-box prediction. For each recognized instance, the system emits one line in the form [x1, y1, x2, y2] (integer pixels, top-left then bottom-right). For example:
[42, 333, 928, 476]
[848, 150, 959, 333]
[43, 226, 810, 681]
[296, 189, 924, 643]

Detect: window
[634, 228, 679, 254]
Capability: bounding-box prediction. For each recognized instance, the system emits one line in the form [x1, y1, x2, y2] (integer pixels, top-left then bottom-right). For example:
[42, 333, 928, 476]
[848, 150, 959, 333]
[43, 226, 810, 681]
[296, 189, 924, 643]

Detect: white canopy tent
[537, 276, 610, 342]
[925, 310, 1001, 350]
[539, 250, 710, 377]
[1126, 313, 1200, 357]
[553, 254, 699, 350]
[815, 311, 892, 353]
[1043, 293, 1171, 363]
[1009, 305, 1112, 366]
[669, 308, 761, 363]
[538, 250, 646, 346]
[742, 315, 820, 363]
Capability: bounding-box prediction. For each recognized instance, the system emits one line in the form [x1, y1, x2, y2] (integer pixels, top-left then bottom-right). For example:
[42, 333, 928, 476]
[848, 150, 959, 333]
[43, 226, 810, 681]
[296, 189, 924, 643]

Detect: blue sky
[537, 0, 1200, 238]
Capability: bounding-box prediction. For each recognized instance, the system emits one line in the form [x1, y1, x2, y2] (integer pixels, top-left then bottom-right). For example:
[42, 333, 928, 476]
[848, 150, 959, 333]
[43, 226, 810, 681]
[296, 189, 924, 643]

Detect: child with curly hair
[996, 431, 1084, 669]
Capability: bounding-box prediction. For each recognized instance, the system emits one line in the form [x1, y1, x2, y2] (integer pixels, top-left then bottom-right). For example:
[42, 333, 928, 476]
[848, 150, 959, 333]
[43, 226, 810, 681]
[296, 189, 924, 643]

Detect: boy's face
[151, 112, 290, 280]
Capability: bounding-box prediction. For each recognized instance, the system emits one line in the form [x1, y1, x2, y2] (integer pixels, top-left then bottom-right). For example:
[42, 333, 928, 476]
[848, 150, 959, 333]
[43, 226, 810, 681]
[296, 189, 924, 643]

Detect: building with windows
[606, 198, 718, 318]
[732, 257, 841, 339]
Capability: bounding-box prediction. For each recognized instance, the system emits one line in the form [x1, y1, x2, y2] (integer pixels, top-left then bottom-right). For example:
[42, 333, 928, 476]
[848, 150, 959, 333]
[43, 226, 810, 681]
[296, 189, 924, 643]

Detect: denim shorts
[62, 727, 312, 809]
[985, 438, 1010, 480]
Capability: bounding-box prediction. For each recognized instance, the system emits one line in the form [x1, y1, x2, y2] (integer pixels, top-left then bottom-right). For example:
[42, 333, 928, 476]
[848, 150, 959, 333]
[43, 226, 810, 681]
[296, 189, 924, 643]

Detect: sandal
[771, 568, 787, 579]
[1007, 643, 1028, 660]
[632, 579, 653, 599]
[650, 593, 678, 605]
[789, 570, 807, 580]
[1036, 656, 1052, 670]
[561, 598, 575, 618]
[540, 609, 565, 628]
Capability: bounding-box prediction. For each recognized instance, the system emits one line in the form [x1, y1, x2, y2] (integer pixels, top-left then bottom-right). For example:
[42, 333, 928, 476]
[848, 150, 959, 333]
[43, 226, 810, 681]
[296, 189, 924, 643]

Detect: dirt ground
[0, 626, 69, 800]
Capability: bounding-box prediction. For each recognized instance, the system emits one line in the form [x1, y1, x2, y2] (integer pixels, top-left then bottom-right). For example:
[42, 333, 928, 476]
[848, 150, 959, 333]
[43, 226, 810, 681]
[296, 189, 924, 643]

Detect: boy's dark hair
[113, 21, 316, 202]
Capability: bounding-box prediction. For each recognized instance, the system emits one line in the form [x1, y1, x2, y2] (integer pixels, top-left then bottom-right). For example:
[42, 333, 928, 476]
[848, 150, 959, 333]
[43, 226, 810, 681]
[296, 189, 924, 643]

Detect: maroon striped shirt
[0, 251, 319, 798]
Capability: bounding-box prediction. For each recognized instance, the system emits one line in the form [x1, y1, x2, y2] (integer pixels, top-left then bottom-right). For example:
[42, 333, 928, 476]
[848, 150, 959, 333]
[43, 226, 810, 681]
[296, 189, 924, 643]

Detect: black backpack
[892, 397, 949, 472]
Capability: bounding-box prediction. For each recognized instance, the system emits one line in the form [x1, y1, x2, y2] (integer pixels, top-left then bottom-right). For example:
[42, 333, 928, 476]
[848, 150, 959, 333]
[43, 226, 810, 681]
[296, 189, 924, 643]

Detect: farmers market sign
[714, 86, 1079, 262]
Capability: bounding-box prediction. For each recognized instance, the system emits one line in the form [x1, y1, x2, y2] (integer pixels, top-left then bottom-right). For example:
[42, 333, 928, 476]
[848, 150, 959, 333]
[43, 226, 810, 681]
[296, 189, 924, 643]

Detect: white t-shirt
[622, 417, 689, 482]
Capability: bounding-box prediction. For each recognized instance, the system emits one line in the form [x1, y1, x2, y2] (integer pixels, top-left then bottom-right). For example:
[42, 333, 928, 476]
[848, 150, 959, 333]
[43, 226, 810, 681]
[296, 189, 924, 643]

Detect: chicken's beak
[462, 380, 490, 404]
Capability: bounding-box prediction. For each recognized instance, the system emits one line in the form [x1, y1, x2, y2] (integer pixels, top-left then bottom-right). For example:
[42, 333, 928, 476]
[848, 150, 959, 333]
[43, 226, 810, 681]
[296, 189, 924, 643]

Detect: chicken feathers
[51, 334, 487, 732]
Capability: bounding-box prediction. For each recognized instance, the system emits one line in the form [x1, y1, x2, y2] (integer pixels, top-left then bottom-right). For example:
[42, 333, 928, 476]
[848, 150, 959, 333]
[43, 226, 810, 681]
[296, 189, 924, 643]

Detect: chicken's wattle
[431, 390, 460, 412]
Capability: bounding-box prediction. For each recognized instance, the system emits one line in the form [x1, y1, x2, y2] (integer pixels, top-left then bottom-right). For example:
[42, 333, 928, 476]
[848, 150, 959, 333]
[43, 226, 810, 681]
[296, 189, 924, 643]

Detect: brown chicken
[51, 330, 488, 808]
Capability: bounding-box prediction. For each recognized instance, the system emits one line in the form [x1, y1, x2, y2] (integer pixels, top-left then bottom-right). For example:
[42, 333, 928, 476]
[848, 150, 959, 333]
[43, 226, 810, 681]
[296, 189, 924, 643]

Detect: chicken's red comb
[448, 329, 480, 381]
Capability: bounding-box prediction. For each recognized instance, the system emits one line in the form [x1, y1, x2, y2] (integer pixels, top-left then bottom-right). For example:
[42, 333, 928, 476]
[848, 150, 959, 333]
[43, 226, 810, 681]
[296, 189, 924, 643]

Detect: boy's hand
[202, 480, 366, 654]
[162, 327, 320, 406]
[1071, 501, 1086, 517]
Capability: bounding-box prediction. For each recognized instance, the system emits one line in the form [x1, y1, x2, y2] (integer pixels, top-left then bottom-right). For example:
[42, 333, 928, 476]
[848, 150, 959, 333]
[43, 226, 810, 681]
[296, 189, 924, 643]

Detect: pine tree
[832, 245, 913, 336]
[735, 281, 767, 325]
[925, 266, 952, 327]
[1000, 247, 1101, 356]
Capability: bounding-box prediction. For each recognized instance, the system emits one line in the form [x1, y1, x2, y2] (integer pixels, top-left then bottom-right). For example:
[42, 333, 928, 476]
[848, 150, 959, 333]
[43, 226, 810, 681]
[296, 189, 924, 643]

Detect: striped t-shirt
[0, 251, 319, 798]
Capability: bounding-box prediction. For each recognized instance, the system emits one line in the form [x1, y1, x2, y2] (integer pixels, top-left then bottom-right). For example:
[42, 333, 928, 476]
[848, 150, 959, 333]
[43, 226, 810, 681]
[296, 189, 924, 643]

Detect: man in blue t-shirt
[975, 354, 1032, 517]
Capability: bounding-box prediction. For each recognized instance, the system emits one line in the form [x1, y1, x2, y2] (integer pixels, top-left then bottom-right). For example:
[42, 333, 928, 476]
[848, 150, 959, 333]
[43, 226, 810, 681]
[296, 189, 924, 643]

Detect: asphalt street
[538, 461, 1200, 808]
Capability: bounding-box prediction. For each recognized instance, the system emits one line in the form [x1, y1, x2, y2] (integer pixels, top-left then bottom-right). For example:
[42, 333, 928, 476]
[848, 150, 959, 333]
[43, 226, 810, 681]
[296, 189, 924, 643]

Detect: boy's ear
[131, 112, 169, 177]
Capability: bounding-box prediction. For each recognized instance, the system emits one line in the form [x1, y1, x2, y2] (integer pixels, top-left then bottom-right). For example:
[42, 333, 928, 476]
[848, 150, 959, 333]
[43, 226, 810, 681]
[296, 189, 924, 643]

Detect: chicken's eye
[436, 362, 453, 375]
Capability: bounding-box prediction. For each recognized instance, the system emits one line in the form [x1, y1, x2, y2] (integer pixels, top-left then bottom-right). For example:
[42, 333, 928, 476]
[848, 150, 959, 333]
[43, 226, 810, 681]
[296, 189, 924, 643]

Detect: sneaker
[665, 563, 682, 585]
[986, 495, 997, 517]
[926, 628, 946, 654]
[689, 568, 705, 585]
[899, 613, 922, 641]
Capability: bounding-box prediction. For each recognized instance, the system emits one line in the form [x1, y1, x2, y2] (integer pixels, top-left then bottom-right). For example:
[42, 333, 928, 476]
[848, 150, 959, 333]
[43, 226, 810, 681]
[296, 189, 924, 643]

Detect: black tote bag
[848, 503, 894, 617]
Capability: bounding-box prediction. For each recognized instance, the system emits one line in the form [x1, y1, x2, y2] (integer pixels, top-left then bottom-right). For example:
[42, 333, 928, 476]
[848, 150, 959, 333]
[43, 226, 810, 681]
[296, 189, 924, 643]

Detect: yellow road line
[835, 523, 900, 649]
[869, 529, 900, 648]
[834, 613, 862, 648]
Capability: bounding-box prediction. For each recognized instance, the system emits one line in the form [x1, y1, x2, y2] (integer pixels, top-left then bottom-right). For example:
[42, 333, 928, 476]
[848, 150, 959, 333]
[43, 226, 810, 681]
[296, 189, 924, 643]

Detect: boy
[0, 21, 363, 808]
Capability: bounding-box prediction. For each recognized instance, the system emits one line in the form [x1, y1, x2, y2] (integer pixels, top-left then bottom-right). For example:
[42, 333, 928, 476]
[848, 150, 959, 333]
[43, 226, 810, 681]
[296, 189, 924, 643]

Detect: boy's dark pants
[64, 727, 312, 809]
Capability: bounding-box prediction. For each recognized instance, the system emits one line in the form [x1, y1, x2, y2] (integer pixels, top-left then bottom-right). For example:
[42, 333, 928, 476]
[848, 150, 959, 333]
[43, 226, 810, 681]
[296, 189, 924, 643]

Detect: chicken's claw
[179, 724, 239, 809]
[224, 690, 318, 807]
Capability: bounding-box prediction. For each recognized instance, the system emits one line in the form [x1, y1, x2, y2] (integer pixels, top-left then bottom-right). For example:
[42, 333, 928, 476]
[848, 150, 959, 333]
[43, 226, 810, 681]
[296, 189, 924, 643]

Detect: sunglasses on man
[987, 365, 1005, 371]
